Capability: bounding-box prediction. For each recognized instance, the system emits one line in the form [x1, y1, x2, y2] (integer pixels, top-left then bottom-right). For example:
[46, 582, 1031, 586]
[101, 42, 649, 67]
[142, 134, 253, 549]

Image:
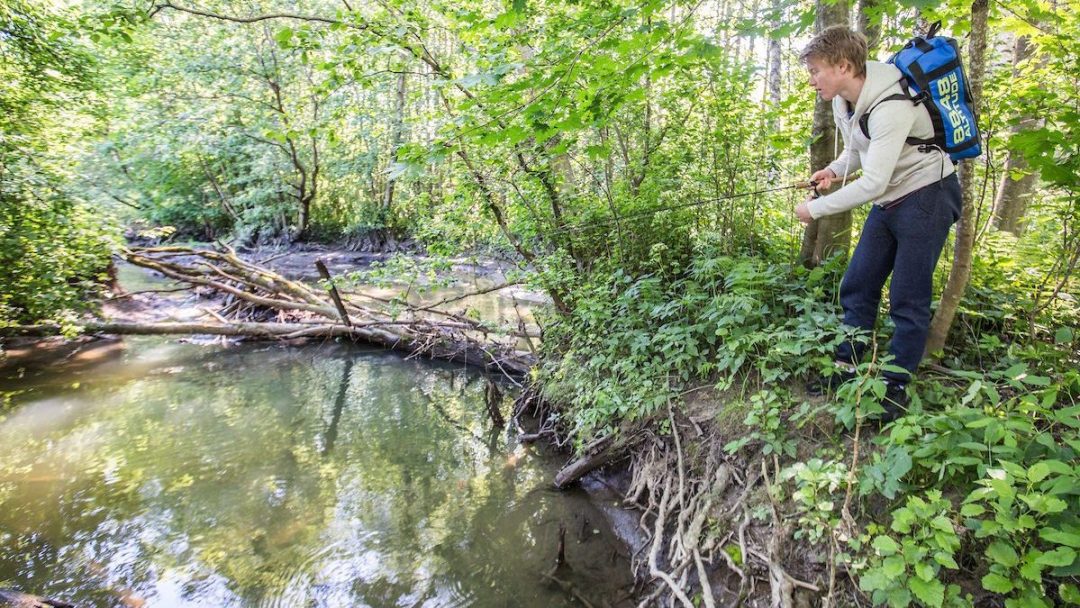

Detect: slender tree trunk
[992, 34, 1038, 235]
[255, 26, 317, 242]
[766, 0, 782, 110]
[799, 0, 851, 268]
[925, 0, 989, 356]
[857, 0, 882, 53]
[383, 70, 408, 217]
[198, 155, 240, 221]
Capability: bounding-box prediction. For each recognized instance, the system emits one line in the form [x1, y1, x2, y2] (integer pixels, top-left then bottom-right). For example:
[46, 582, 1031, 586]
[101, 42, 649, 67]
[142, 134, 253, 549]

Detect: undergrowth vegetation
[536, 226, 1080, 607]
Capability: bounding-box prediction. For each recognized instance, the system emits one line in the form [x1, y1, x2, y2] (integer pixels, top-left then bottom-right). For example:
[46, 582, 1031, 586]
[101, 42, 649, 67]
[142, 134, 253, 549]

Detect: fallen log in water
[0, 588, 74, 608]
[553, 434, 620, 488]
[3, 321, 534, 375]
[2, 245, 538, 377]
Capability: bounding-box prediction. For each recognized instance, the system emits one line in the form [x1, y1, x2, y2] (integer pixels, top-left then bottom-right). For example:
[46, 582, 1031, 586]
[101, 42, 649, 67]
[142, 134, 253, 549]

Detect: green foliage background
[1, 0, 119, 326]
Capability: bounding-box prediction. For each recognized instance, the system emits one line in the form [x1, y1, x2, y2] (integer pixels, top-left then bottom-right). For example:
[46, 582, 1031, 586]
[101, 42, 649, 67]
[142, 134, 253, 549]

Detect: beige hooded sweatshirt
[807, 60, 954, 219]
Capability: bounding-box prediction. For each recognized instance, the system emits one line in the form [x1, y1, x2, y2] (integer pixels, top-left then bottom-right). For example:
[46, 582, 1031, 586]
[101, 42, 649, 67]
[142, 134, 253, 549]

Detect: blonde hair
[800, 25, 868, 78]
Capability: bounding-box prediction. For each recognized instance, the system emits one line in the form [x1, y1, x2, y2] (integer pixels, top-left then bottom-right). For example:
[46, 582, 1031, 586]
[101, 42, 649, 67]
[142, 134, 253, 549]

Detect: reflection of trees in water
[0, 346, 627, 606]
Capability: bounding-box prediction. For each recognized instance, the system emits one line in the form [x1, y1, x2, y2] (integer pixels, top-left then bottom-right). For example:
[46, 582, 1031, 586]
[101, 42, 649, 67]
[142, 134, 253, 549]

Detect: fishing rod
[550, 178, 827, 236]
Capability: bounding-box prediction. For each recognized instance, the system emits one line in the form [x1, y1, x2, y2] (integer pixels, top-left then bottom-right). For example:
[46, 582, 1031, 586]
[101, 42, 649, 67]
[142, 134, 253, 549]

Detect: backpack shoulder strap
[858, 81, 938, 149]
[857, 93, 914, 140]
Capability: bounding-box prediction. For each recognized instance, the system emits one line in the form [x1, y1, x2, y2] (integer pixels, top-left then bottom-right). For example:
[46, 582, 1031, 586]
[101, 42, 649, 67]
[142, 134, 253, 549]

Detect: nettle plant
[962, 460, 1080, 607]
[724, 389, 798, 459]
[853, 362, 1080, 607]
[782, 457, 848, 542]
[858, 491, 967, 608]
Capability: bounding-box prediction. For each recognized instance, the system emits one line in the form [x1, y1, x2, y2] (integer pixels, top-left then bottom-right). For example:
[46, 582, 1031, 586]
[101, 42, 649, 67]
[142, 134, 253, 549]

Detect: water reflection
[0, 339, 633, 607]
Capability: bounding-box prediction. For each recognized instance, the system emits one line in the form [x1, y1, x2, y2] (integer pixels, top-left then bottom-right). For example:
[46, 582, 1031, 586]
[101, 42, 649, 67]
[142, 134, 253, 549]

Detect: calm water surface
[0, 338, 632, 607]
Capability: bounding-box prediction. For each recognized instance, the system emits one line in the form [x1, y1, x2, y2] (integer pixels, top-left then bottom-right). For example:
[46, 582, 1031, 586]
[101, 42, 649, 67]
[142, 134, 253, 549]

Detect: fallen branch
[4, 321, 535, 375]
[553, 434, 618, 488]
[0, 588, 74, 608]
[103, 245, 539, 377]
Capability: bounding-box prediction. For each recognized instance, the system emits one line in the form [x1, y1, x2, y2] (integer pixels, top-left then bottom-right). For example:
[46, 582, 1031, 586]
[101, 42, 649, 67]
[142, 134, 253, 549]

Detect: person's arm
[807, 104, 915, 219]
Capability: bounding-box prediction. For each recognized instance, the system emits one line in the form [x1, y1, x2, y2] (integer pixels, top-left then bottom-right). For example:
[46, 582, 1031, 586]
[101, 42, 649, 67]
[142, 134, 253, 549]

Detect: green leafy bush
[0, 199, 118, 325]
[537, 236, 846, 443]
[859, 491, 966, 608]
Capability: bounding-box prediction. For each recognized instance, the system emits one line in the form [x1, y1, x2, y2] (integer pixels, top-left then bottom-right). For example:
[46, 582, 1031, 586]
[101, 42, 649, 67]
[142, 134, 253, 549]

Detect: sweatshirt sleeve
[808, 102, 916, 219]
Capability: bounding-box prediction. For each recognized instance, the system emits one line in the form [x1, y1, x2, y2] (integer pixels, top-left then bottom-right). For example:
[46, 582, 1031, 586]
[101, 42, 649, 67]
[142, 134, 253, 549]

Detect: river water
[0, 338, 633, 607]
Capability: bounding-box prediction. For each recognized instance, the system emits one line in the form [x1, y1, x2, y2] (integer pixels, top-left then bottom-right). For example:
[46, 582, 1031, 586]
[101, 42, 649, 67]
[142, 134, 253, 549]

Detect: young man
[795, 25, 962, 422]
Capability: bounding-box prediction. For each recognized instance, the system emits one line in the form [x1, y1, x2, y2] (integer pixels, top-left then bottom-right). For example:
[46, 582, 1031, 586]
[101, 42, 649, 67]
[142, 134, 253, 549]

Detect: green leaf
[859, 569, 890, 592]
[1027, 462, 1051, 483]
[909, 577, 945, 608]
[275, 27, 294, 46]
[1060, 583, 1080, 605]
[1022, 375, 1052, 386]
[1010, 594, 1054, 608]
[1036, 547, 1077, 567]
[933, 552, 959, 569]
[961, 503, 986, 517]
[584, 144, 611, 159]
[1021, 494, 1068, 515]
[1040, 528, 1080, 548]
[873, 535, 900, 555]
[1019, 558, 1044, 583]
[1056, 327, 1074, 344]
[982, 572, 1015, 593]
[891, 507, 916, 534]
[988, 541, 1020, 568]
[881, 555, 906, 577]
[884, 586, 912, 608]
[914, 562, 935, 581]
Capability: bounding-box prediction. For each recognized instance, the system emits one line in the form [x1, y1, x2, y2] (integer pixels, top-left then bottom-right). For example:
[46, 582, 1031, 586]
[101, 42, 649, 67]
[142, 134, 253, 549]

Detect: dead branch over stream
[4, 245, 536, 377]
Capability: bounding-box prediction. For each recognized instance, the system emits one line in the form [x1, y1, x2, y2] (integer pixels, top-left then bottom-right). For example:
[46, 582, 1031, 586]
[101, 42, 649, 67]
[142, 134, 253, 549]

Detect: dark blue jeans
[835, 173, 962, 382]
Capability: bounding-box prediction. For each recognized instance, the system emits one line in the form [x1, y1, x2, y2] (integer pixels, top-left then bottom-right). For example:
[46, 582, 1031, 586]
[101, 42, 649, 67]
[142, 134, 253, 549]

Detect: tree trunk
[295, 193, 312, 241]
[857, 0, 882, 53]
[991, 34, 1038, 235]
[383, 70, 408, 217]
[766, 0, 782, 110]
[925, 0, 989, 356]
[799, 0, 852, 268]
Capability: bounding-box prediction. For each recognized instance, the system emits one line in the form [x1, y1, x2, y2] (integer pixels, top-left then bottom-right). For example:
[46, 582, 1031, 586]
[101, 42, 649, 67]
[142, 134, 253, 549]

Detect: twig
[413, 281, 523, 312]
[202, 307, 231, 324]
[152, 0, 348, 26]
[104, 287, 190, 300]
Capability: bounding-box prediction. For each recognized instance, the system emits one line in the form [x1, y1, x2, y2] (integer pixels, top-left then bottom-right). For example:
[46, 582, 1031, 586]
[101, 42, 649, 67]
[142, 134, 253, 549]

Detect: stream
[0, 336, 634, 607]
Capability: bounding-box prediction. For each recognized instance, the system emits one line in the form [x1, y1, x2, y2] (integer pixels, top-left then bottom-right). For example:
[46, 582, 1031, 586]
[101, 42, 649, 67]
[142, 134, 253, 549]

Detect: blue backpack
[859, 22, 981, 162]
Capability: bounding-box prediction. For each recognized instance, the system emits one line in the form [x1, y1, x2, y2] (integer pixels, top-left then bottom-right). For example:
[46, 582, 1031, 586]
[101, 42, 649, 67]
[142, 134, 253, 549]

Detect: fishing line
[546, 179, 817, 237]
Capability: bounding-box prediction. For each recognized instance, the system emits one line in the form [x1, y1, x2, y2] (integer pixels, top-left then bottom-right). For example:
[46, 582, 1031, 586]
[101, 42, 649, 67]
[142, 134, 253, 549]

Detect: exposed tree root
[607, 405, 826, 608]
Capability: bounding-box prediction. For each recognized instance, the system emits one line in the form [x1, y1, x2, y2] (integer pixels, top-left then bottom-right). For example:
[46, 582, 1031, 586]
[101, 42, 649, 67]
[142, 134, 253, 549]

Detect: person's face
[805, 56, 851, 101]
